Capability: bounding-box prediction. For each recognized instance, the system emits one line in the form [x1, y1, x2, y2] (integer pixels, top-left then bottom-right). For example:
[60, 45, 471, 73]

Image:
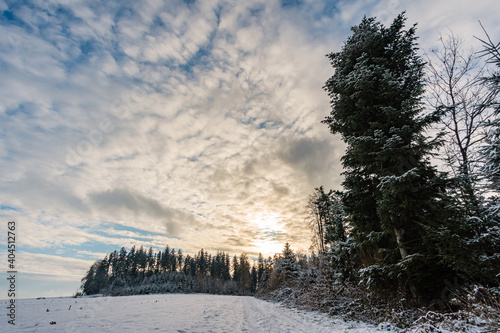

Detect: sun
[251, 211, 283, 231]
[250, 211, 285, 256]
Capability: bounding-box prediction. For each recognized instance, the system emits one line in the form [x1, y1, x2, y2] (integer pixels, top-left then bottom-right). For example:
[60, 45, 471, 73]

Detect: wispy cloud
[88, 187, 199, 236]
[11, 252, 94, 281]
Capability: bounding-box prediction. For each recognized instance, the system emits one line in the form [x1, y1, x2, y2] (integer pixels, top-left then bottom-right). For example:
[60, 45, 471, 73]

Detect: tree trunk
[394, 227, 408, 259]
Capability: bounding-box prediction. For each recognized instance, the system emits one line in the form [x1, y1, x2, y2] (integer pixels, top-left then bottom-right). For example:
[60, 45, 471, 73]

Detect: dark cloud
[88, 187, 198, 236]
[1, 170, 89, 214]
[271, 181, 290, 196]
[278, 136, 341, 187]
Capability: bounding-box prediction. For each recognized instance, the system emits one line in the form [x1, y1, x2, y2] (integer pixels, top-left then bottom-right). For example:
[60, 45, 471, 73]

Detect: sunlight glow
[252, 239, 283, 257]
[251, 211, 284, 232]
[250, 212, 285, 256]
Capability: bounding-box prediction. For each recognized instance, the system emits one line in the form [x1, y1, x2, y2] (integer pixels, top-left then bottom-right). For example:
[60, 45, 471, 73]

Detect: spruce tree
[323, 13, 452, 299]
[117, 247, 127, 277]
[170, 248, 178, 272]
[177, 249, 184, 271]
[161, 246, 171, 272]
[257, 253, 265, 283]
[127, 246, 137, 278]
[238, 253, 252, 294]
[81, 262, 98, 295]
[232, 255, 240, 283]
[477, 28, 500, 193]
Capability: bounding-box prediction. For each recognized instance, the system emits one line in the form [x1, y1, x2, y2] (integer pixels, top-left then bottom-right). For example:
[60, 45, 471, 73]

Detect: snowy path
[1, 294, 388, 332]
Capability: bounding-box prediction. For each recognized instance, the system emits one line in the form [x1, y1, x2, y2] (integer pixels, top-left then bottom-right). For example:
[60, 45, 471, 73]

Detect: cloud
[14, 252, 94, 281]
[278, 136, 343, 188]
[88, 187, 199, 236]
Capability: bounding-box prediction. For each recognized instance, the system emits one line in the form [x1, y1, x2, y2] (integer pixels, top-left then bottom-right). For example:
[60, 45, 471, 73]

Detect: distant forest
[80, 12, 499, 328]
[80, 243, 303, 297]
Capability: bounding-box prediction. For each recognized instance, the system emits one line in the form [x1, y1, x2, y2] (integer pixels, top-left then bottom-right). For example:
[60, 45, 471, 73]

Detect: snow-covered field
[1, 293, 391, 332]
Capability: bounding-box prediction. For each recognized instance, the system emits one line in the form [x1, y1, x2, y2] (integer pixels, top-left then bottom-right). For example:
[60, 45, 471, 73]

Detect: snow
[1, 294, 391, 332]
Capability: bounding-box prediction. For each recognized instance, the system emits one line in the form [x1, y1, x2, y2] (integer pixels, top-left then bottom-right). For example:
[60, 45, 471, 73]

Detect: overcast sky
[1, 0, 499, 298]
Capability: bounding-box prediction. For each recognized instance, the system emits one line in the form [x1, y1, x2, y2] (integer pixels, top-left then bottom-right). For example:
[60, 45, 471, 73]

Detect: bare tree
[305, 189, 324, 254]
[426, 32, 495, 208]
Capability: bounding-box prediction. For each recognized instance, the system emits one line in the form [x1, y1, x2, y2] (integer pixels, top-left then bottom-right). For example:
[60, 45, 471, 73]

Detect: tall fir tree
[323, 13, 453, 300]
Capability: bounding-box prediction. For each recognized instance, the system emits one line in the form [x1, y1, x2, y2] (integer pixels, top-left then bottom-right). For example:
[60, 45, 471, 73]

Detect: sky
[0, 0, 499, 298]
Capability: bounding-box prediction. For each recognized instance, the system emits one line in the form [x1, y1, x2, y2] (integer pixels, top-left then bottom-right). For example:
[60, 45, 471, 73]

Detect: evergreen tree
[323, 13, 453, 299]
[223, 253, 231, 281]
[196, 249, 208, 277]
[155, 252, 161, 274]
[109, 250, 118, 279]
[81, 262, 98, 295]
[137, 246, 147, 278]
[477, 27, 500, 193]
[127, 246, 137, 278]
[280, 243, 299, 281]
[232, 255, 240, 283]
[95, 257, 110, 291]
[170, 248, 178, 272]
[183, 254, 192, 276]
[177, 249, 184, 272]
[257, 253, 265, 284]
[146, 247, 154, 277]
[238, 253, 252, 294]
[116, 247, 127, 277]
[161, 246, 171, 272]
[251, 265, 258, 294]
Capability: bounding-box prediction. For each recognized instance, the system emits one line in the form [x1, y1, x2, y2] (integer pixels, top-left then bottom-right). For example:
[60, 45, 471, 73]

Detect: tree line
[80, 242, 320, 298]
[81, 245, 273, 296]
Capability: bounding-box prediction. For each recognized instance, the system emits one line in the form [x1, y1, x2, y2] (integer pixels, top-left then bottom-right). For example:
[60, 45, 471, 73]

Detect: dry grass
[258, 283, 500, 332]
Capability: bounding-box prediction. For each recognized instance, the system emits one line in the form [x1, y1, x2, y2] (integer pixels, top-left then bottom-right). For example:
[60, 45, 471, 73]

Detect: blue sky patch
[281, 0, 303, 8]
[2, 10, 14, 20]
[0, 205, 19, 211]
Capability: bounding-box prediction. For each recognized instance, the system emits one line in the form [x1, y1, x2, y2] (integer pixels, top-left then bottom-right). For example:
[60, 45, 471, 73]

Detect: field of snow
[1, 293, 392, 332]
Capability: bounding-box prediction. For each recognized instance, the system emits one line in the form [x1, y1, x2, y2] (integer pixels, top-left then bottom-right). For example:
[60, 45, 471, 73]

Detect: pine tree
[323, 13, 453, 299]
[477, 27, 500, 193]
[281, 242, 299, 281]
[109, 250, 118, 279]
[146, 247, 154, 277]
[237, 253, 252, 294]
[183, 254, 192, 276]
[177, 249, 183, 272]
[232, 255, 240, 283]
[223, 253, 231, 281]
[116, 247, 127, 278]
[170, 248, 177, 272]
[137, 246, 147, 278]
[257, 253, 265, 284]
[161, 246, 171, 272]
[81, 262, 98, 295]
[251, 266, 258, 294]
[155, 252, 161, 274]
[127, 246, 137, 278]
[196, 249, 208, 277]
